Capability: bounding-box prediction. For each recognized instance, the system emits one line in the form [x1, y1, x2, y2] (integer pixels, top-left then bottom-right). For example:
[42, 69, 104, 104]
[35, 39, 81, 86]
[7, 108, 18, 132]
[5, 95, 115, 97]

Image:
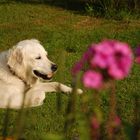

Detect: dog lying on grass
[0, 39, 82, 109]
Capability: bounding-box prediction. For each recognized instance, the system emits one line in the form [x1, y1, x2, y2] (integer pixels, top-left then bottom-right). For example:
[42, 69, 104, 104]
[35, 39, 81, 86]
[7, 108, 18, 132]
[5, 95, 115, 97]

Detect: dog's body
[0, 39, 82, 109]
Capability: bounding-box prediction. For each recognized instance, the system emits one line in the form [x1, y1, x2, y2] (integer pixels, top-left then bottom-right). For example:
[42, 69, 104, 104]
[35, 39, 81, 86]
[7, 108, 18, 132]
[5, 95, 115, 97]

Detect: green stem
[2, 107, 10, 140]
[13, 86, 31, 140]
[56, 49, 66, 113]
[134, 95, 140, 140]
[107, 81, 116, 140]
[64, 77, 77, 134]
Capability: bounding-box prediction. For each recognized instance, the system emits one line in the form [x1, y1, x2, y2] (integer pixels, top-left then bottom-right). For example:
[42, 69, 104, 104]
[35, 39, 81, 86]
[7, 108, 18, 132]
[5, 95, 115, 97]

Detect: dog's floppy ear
[7, 46, 23, 69]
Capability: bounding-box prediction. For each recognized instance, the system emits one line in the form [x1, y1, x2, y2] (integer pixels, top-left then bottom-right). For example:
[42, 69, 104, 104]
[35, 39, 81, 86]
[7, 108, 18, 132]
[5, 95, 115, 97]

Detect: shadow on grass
[0, 0, 87, 13]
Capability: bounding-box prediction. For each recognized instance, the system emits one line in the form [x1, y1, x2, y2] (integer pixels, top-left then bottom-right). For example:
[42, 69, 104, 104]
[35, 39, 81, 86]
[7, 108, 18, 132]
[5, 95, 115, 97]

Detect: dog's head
[7, 39, 57, 85]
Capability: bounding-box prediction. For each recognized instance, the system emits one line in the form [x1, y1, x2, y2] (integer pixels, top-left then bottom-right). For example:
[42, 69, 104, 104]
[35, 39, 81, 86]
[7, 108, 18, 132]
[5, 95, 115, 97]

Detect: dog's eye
[36, 56, 41, 59]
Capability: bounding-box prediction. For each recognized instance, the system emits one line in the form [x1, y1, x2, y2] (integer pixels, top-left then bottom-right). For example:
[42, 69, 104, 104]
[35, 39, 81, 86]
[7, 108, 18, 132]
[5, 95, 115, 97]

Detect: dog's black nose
[51, 64, 58, 72]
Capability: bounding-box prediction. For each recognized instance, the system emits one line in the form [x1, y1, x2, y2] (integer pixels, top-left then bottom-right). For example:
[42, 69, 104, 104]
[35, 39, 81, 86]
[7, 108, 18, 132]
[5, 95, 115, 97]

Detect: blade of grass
[13, 86, 31, 140]
[56, 48, 66, 113]
[64, 76, 79, 135]
[2, 104, 11, 140]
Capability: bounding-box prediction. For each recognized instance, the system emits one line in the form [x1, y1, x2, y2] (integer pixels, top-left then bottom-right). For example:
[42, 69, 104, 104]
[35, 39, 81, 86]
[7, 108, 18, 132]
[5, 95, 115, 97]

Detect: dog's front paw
[60, 84, 72, 93]
[76, 89, 83, 94]
[59, 84, 83, 94]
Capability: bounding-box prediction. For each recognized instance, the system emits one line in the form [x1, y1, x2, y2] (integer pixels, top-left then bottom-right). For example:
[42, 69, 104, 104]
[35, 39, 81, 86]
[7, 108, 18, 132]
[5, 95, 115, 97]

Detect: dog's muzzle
[33, 70, 53, 80]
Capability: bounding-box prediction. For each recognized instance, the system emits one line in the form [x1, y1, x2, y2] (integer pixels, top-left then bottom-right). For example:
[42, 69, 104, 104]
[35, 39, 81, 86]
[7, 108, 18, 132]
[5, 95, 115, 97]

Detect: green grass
[0, 1, 140, 140]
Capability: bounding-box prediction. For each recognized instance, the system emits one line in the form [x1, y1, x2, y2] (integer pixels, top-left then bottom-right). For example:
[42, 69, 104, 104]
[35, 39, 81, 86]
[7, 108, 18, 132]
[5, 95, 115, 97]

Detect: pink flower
[114, 116, 121, 126]
[91, 41, 114, 68]
[135, 56, 140, 63]
[83, 70, 103, 89]
[108, 41, 133, 79]
[71, 60, 83, 76]
[135, 45, 140, 56]
[90, 116, 100, 139]
[91, 116, 100, 129]
[134, 45, 140, 64]
[82, 44, 95, 61]
[91, 40, 132, 79]
[71, 44, 95, 76]
[72, 39, 133, 88]
[91, 40, 132, 80]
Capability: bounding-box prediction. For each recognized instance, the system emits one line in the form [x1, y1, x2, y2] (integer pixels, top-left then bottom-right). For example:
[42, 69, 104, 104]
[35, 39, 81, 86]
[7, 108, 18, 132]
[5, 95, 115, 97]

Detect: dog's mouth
[33, 70, 53, 80]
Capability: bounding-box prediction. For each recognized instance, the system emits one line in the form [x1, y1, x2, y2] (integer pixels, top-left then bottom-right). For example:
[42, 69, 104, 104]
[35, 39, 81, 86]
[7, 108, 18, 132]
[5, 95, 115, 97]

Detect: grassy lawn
[0, 1, 140, 140]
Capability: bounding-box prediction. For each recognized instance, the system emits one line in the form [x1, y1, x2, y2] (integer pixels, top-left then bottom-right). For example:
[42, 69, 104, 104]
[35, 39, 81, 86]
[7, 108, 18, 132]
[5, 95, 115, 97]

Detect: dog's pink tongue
[47, 73, 53, 78]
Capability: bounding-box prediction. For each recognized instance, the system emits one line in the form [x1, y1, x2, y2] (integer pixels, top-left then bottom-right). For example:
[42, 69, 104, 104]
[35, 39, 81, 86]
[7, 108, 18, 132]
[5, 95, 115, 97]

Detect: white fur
[0, 39, 82, 109]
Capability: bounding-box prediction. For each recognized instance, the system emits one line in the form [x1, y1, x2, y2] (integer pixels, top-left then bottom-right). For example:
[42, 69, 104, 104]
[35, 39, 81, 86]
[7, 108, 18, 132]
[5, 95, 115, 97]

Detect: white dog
[0, 39, 82, 109]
